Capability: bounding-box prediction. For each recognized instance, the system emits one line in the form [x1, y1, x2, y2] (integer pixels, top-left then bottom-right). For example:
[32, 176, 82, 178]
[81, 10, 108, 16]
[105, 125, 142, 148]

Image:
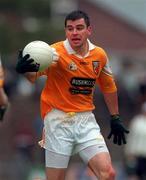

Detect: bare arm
[97, 58, 129, 145]
[24, 72, 37, 83]
[0, 88, 8, 106]
[103, 91, 119, 115]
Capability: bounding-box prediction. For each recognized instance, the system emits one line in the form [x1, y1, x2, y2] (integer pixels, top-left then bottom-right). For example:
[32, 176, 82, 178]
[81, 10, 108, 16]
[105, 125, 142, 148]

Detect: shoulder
[94, 46, 108, 58]
[50, 41, 67, 56]
[88, 40, 107, 58]
[51, 41, 64, 50]
[91, 45, 108, 68]
[89, 40, 108, 59]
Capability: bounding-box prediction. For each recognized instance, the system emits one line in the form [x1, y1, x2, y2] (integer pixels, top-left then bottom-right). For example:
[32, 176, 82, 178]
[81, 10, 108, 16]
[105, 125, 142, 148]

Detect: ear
[87, 25, 92, 35]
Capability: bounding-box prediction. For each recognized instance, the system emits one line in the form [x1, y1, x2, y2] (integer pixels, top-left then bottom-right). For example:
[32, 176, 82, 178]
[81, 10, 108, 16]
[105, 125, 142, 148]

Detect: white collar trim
[63, 39, 95, 55]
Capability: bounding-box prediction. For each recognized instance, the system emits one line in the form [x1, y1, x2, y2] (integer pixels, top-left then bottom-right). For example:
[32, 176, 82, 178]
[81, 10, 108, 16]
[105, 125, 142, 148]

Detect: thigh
[88, 152, 112, 170]
[45, 149, 69, 180]
[88, 152, 114, 177]
[79, 144, 109, 164]
[46, 167, 66, 180]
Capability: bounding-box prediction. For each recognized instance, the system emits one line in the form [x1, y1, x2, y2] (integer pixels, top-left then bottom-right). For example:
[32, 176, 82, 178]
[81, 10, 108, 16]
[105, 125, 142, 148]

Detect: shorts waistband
[55, 108, 92, 117]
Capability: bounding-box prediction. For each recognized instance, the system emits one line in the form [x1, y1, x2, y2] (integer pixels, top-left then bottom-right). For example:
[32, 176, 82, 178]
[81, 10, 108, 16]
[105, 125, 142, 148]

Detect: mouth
[71, 38, 81, 44]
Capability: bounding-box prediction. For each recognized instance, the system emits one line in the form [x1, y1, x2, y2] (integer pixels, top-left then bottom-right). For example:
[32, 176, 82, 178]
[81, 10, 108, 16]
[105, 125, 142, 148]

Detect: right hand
[16, 50, 40, 74]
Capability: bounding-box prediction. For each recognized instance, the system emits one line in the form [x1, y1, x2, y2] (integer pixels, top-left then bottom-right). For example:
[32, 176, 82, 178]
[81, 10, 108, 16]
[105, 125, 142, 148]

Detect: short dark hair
[65, 10, 90, 27]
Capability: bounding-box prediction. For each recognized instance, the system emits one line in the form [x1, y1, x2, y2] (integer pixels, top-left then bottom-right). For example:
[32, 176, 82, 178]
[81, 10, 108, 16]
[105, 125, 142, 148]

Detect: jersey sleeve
[96, 58, 117, 93]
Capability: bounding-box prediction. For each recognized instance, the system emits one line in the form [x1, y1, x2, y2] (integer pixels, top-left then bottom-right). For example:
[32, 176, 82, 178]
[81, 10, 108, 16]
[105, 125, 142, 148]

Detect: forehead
[66, 18, 86, 26]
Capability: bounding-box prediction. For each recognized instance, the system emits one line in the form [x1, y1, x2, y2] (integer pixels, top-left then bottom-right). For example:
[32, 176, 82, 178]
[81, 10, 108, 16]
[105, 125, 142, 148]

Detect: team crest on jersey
[92, 61, 100, 75]
[68, 61, 77, 71]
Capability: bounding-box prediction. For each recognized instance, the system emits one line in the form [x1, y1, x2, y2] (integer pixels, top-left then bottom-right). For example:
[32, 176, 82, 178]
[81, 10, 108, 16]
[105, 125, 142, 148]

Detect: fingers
[121, 134, 127, 144]
[23, 54, 30, 61]
[108, 132, 127, 145]
[18, 50, 23, 58]
[124, 129, 130, 134]
[113, 133, 127, 145]
[27, 63, 40, 72]
[108, 133, 120, 145]
[25, 58, 34, 64]
[107, 132, 112, 139]
[18, 50, 30, 62]
[117, 134, 126, 145]
[113, 134, 118, 144]
[16, 53, 40, 73]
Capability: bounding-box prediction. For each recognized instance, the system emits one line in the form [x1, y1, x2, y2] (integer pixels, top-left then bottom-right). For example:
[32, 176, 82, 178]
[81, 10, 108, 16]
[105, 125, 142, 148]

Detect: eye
[76, 25, 85, 31]
[66, 26, 74, 32]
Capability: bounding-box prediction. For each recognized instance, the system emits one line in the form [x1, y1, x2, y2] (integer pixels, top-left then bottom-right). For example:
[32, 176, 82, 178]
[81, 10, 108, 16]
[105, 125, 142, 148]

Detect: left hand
[0, 105, 8, 121]
[107, 114, 129, 145]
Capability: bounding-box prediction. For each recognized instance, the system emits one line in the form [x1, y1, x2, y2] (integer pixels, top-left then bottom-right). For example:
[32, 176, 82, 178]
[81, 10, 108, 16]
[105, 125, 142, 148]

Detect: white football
[23, 40, 53, 71]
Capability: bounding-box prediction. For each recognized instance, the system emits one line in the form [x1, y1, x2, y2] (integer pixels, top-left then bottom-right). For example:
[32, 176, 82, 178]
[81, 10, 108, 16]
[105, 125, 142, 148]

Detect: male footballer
[16, 10, 129, 180]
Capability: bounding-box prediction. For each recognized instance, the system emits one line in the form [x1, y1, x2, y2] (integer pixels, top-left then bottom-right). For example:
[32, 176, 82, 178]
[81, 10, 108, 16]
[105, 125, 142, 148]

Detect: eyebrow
[66, 24, 85, 28]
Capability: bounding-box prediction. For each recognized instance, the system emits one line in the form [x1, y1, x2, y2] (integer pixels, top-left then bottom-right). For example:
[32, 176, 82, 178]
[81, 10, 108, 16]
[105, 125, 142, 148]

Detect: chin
[72, 42, 82, 48]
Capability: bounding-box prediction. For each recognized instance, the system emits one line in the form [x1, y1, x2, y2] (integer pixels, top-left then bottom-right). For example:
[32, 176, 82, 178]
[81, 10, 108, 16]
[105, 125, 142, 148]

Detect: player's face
[65, 18, 91, 50]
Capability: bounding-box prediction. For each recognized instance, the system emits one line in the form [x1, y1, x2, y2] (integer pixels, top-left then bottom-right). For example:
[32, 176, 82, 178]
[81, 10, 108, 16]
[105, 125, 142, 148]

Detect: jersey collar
[63, 39, 95, 57]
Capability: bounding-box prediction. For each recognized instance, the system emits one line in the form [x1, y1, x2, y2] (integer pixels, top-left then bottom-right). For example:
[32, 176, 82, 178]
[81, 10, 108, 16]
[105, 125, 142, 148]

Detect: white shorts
[42, 109, 109, 168]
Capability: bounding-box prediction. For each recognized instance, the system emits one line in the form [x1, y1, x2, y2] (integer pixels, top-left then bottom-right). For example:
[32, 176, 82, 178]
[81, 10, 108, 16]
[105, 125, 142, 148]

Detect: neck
[73, 41, 89, 57]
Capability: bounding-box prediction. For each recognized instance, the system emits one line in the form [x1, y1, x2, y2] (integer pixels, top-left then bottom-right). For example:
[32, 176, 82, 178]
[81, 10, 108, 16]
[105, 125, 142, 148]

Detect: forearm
[103, 91, 119, 115]
[24, 72, 37, 83]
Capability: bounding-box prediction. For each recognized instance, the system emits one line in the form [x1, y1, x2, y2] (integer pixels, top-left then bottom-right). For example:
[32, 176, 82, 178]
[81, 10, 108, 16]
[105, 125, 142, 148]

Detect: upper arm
[96, 57, 117, 93]
[24, 69, 48, 83]
[95, 48, 117, 93]
[96, 72, 117, 93]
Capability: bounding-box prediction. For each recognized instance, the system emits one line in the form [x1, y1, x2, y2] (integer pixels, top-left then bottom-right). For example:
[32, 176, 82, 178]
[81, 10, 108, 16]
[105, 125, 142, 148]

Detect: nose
[72, 28, 78, 34]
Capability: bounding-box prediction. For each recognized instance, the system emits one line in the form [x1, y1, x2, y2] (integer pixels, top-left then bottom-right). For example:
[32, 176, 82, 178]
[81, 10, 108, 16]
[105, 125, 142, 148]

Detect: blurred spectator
[16, 77, 35, 97]
[27, 164, 46, 180]
[138, 75, 146, 103]
[124, 102, 146, 180]
[120, 58, 139, 94]
[13, 121, 35, 162]
[0, 55, 9, 121]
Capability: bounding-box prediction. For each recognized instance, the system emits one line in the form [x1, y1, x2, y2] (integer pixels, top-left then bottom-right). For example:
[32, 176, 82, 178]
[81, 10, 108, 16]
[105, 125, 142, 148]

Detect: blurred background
[0, 0, 146, 179]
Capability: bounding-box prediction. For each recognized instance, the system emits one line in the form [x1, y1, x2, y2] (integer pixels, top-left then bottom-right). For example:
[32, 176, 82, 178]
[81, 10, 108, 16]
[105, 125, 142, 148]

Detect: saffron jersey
[37, 40, 117, 119]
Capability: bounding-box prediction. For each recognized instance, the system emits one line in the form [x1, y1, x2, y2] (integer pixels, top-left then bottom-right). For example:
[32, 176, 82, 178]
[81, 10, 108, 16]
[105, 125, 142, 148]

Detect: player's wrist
[110, 114, 120, 120]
